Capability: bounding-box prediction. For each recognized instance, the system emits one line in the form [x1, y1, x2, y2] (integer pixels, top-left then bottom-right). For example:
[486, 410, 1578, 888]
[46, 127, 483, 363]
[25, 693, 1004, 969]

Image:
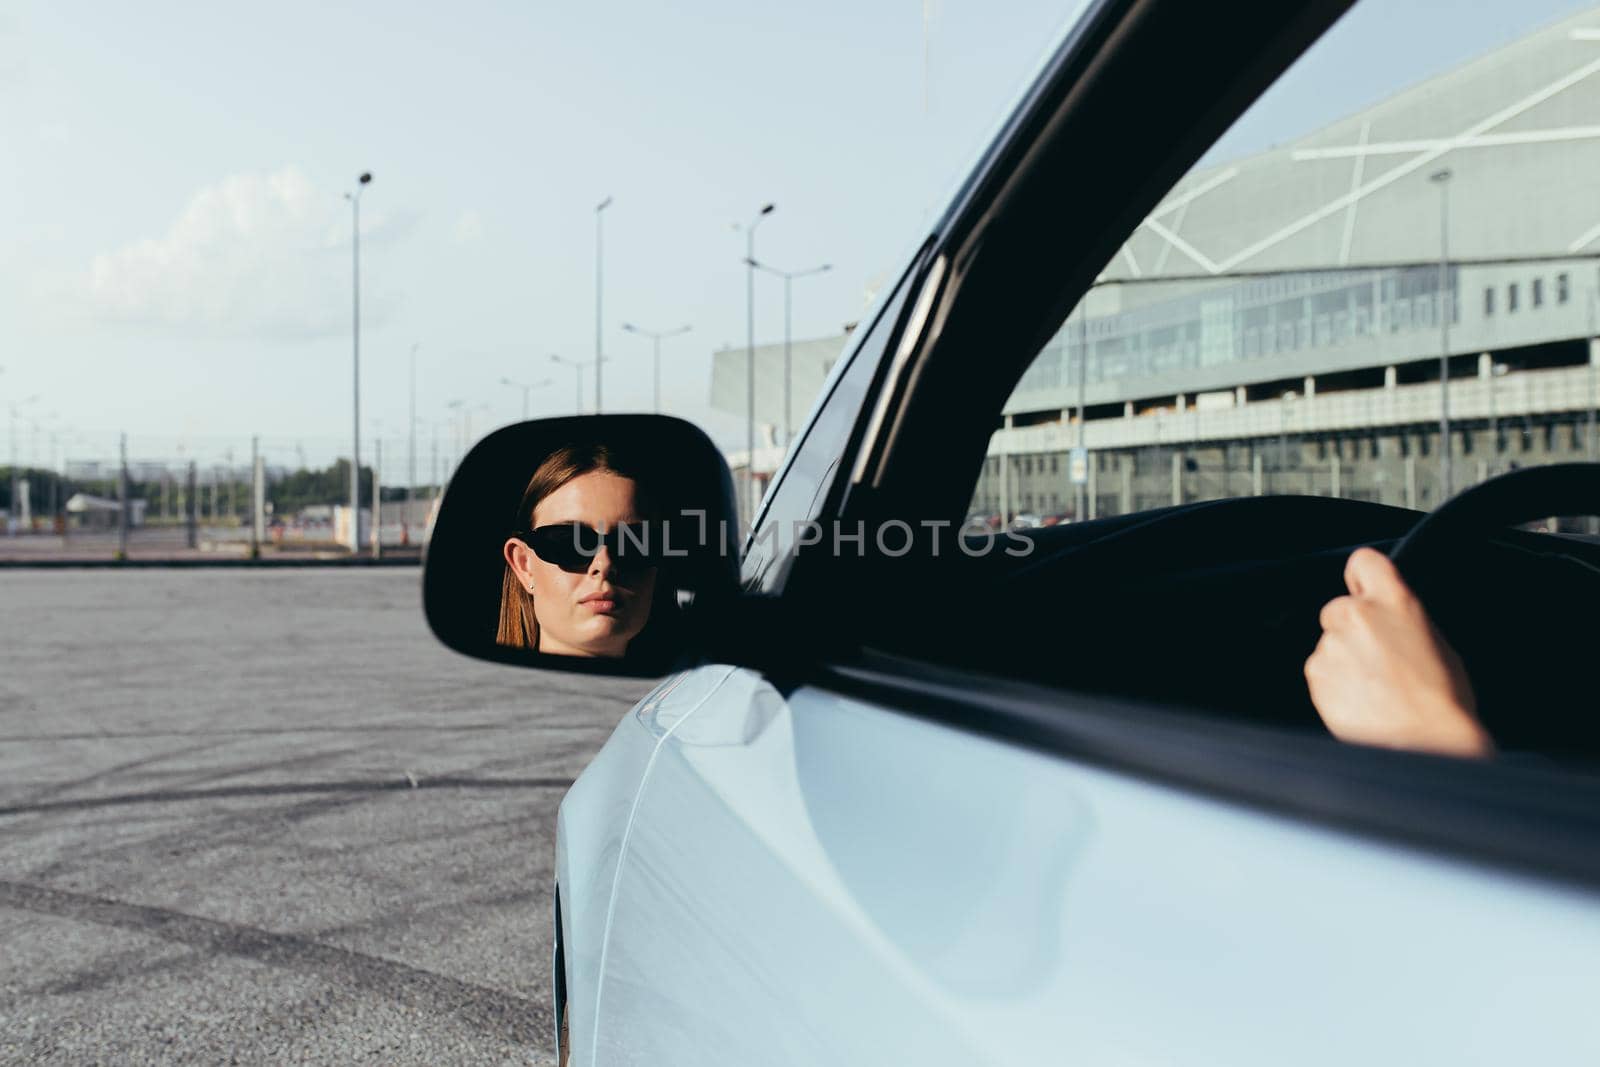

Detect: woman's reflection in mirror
[498, 444, 658, 657]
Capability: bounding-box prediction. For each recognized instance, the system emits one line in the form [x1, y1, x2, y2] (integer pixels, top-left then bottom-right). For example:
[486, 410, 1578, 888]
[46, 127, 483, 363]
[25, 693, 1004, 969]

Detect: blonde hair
[496, 444, 642, 649]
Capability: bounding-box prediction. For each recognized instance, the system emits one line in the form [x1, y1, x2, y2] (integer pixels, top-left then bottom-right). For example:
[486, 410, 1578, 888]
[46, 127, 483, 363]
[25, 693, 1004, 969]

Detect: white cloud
[81, 167, 401, 340]
[451, 209, 484, 245]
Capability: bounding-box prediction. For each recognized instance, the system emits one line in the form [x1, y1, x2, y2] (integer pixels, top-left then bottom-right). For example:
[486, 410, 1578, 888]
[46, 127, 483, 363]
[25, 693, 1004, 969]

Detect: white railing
[991, 361, 1600, 455]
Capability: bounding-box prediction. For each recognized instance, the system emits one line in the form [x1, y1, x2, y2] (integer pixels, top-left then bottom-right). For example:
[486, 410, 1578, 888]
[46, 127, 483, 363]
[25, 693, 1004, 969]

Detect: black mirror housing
[422, 415, 740, 677]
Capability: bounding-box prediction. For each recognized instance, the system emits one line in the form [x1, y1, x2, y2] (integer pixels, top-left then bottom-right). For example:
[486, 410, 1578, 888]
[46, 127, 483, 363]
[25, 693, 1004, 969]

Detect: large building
[710, 333, 851, 457]
[717, 7, 1600, 520]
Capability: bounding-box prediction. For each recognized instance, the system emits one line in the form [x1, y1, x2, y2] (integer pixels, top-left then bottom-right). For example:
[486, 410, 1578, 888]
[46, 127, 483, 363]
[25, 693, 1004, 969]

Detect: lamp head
[359, 172, 373, 185]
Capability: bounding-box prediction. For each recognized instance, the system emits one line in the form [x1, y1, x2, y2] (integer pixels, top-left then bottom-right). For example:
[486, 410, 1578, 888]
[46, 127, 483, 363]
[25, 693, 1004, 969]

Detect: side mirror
[423, 415, 740, 676]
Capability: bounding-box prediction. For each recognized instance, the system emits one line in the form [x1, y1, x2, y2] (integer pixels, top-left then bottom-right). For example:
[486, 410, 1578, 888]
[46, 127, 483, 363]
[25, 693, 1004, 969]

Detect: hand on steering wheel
[1304, 547, 1491, 758]
[1310, 463, 1600, 758]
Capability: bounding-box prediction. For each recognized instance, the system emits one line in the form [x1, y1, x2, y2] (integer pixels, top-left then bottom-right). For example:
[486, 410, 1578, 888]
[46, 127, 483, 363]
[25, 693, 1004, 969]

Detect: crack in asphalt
[0, 776, 572, 817]
[0, 879, 549, 1046]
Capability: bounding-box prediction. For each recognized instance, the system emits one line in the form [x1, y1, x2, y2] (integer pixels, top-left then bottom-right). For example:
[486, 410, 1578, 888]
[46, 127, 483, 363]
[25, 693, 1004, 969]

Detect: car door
[593, 666, 1600, 1065]
[582, 0, 1600, 1061]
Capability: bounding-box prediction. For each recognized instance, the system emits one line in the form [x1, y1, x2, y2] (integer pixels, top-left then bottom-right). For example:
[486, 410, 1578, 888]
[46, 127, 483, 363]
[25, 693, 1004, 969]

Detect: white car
[424, 0, 1600, 1061]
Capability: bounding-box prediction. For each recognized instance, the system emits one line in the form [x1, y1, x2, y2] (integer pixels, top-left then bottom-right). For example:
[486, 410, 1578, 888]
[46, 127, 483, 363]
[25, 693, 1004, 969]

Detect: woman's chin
[547, 618, 637, 657]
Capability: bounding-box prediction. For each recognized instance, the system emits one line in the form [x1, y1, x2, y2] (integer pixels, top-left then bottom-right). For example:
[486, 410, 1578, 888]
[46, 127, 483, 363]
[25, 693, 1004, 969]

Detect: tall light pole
[742, 203, 775, 522]
[622, 323, 693, 413]
[1487, 360, 1508, 471]
[468, 402, 491, 452]
[501, 376, 553, 420]
[1075, 303, 1088, 520]
[446, 399, 464, 477]
[345, 171, 373, 553]
[46, 426, 60, 527]
[408, 343, 418, 528]
[550, 354, 596, 414]
[595, 196, 613, 413]
[9, 392, 39, 536]
[1431, 167, 1453, 502]
[747, 259, 830, 446]
[1589, 286, 1598, 466]
[1279, 389, 1299, 486]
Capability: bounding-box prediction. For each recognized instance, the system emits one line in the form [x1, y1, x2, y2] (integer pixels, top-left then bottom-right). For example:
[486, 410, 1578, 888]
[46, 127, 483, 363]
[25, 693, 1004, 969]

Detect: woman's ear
[504, 538, 537, 592]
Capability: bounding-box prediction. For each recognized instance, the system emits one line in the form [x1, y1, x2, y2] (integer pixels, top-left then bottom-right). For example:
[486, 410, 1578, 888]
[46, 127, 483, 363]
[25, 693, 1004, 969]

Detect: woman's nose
[589, 547, 617, 579]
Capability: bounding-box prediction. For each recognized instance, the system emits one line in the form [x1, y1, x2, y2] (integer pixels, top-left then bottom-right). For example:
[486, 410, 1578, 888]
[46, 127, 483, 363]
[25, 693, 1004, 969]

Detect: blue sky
[2, 0, 1593, 475]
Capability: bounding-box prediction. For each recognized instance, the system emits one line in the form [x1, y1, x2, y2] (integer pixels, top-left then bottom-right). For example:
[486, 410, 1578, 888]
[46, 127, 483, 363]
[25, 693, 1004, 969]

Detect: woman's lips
[579, 592, 621, 614]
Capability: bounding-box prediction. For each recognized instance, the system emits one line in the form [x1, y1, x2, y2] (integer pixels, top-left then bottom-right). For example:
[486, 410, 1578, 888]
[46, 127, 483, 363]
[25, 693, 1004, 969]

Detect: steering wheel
[1386, 463, 1600, 755]
[1388, 463, 1600, 583]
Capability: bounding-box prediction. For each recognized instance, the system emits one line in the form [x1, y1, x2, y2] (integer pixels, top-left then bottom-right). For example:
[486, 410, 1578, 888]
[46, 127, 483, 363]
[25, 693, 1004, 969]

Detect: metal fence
[0, 432, 448, 559]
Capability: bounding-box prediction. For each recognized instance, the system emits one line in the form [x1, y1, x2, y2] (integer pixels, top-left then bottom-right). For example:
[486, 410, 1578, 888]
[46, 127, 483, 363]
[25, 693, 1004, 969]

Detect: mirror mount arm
[688, 592, 826, 678]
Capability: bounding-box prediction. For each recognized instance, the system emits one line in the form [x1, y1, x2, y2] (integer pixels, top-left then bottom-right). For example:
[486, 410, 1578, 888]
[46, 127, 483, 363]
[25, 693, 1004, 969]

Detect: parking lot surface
[0, 568, 651, 1064]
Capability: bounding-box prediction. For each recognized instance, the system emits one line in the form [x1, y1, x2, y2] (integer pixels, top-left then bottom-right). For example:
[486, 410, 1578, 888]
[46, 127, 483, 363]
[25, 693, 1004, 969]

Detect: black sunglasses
[522, 521, 659, 574]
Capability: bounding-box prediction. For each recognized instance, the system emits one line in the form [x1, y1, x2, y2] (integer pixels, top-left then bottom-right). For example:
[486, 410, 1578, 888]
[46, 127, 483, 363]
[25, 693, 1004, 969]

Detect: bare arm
[1304, 548, 1493, 759]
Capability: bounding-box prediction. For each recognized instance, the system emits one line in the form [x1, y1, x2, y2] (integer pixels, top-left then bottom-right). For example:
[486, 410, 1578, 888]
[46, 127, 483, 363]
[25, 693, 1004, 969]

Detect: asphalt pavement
[0, 568, 653, 1065]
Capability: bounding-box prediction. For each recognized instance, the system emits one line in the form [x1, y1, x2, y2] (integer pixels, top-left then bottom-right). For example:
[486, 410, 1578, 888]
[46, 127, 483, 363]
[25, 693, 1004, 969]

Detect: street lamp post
[1431, 167, 1453, 502]
[469, 403, 491, 452]
[747, 259, 830, 446]
[595, 196, 613, 413]
[1487, 360, 1509, 472]
[501, 376, 553, 420]
[1589, 288, 1598, 462]
[1075, 304, 1088, 520]
[46, 428, 59, 529]
[550, 354, 599, 414]
[1279, 389, 1299, 490]
[408, 343, 418, 535]
[446, 399, 465, 478]
[742, 204, 776, 523]
[345, 171, 373, 553]
[622, 323, 693, 413]
[9, 392, 39, 535]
